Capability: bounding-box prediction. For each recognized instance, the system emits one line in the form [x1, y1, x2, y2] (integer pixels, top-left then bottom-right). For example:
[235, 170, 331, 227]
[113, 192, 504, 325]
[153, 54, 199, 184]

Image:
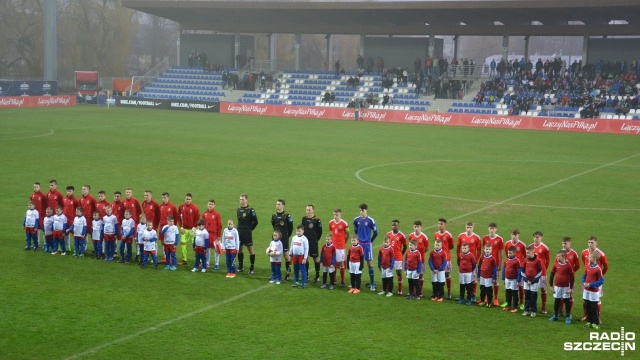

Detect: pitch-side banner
[0, 95, 75, 109]
[0, 81, 58, 96]
[220, 102, 640, 135]
[116, 97, 220, 112]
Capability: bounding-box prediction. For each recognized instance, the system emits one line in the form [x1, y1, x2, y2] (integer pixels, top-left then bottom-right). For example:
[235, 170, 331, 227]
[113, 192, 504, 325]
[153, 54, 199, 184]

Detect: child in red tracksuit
[320, 234, 337, 290]
[405, 240, 423, 300]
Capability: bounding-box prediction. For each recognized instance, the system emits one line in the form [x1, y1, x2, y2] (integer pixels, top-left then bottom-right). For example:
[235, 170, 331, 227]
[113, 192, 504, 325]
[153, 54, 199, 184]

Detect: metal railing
[126, 57, 170, 96]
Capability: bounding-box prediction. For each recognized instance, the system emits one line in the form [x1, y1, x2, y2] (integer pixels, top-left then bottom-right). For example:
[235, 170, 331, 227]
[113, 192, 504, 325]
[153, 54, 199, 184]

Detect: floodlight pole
[44, 0, 57, 81]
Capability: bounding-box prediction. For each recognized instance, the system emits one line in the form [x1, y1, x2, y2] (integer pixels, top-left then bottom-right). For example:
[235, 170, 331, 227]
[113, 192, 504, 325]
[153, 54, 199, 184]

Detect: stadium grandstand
[117, 0, 640, 120]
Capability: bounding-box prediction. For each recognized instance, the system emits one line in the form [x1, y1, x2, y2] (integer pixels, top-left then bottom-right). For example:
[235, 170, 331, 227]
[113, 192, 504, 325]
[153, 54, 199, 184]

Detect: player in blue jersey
[353, 203, 378, 291]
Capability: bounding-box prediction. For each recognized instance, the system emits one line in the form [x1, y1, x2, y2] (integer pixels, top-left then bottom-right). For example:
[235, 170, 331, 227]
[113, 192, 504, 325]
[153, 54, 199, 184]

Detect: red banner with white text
[220, 102, 640, 135]
[0, 95, 76, 109]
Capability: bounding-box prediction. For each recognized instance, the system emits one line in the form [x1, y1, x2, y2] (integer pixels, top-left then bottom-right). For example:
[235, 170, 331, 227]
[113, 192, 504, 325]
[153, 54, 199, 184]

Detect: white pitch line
[65, 284, 271, 360]
[441, 152, 640, 220]
[1, 129, 54, 141]
[56, 121, 170, 130]
[356, 157, 640, 212]
[367, 153, 640, 237]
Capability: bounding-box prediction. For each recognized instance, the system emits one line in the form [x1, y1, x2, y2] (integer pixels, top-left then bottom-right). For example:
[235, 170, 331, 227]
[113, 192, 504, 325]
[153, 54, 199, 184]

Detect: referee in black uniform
[272, 199, 294, 281]
[237, 193, 258, 274]
[301, 204, 322, 283]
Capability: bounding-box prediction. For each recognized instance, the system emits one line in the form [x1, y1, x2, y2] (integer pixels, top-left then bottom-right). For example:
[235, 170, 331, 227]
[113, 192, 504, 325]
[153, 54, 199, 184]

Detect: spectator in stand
[357, 55, 364, 70]
[322, 91, 331, 103]
[376, 57, 385, 73]
[425, 56, 433, 76]
[475, 91, 484, 104]
[450, 58, 458, 77]
[335, 59, 341, 77]
[414, 57, 422, 74]
[490, 59, 497, 78]
[366, 56, 374, 73]
[382, 94, 390, 106]
[413, 73, 423, 97]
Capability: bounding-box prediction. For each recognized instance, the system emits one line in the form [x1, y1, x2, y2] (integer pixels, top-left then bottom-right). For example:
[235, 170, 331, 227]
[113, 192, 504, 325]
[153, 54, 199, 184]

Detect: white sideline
[65, 284, 271, 359]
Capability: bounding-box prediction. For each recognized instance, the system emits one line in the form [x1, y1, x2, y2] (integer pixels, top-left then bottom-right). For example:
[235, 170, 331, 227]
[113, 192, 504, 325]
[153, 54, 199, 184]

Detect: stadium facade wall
[363, 37, 444, 71]
[588, 38, 640, 66]
[180, 34, 255, 68]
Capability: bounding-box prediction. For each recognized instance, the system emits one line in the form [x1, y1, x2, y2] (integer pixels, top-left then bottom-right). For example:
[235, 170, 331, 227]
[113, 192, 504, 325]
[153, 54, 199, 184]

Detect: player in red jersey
[123, 188, 143, 223]
[482, 222, 504, 306]
[561, 237, 581, 273]
[409, 221, 429, 298]
[178, 193, 200, 266]
[111, 191, 125, 223]
[30, 182, 47, 248]
[95, 191, 109, 218]
[110, 191, 125, 256]
[434, 218, 454, 299]
[580, 236, 608, 323]
[158, 192, 179, 263]
[502, 229, 527, 309]
[79, 185, 96, 239]
[62, 186, 79, 253]
[548, 250, 576, 324]
[531, 231, 550, 314]
[202, 199, 222, 270]
[142, 190, 160, 230]
[582, 252, 604, 329]
[387, 219, 406, 295]
[377, 235, 395, 296]
[329, 209, 349, 287]
[47, 179, 63, 251]
[46, 180, 63, 215]
[457, 222, 481, 301]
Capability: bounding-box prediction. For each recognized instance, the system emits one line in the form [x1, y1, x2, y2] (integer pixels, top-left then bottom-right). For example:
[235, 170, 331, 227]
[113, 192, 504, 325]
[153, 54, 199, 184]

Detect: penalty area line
[64, 284, 271, 360]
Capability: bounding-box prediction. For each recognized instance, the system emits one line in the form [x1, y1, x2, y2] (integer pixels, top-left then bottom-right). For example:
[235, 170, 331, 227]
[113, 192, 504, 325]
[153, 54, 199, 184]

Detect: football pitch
[1, 106, 638, 359]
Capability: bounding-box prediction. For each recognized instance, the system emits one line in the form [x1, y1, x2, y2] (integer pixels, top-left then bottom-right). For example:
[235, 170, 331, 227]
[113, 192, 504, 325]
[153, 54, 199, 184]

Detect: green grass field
[1, 106, 638, 359]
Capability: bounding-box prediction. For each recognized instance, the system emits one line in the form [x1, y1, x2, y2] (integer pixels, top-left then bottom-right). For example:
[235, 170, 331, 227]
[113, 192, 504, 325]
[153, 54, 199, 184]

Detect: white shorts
[335, 249, 346, 262]
[479, 277, 494, 287]
[406, 270, 420, 280]
[505, 279, 519, 291]
[553, 286, 572, 299]
[348, 261, 362, 275]
[583, 290, 600, 302]
[539, 275, 547, 288]
[393, 259, 403, 270]
[459, 272, 474, 285]
[322, 265, 335, 273]
[524, 281, 540, 292]
[580, 284, 604, 298]
[431, 271, 445, 283]
[444, 261, 452, 273]
[381, 267, 394, 278]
